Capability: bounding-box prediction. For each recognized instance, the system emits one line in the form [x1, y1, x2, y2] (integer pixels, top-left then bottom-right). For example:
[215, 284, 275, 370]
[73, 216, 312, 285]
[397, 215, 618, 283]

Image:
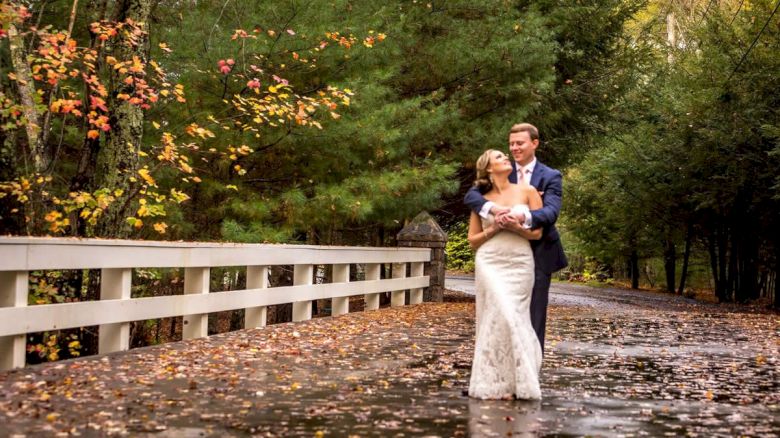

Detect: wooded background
[1, 0, 778, 319]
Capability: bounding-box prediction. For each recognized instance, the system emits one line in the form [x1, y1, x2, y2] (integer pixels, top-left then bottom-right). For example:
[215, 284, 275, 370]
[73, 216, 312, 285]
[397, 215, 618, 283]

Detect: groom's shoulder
[537, 161, 561, 177]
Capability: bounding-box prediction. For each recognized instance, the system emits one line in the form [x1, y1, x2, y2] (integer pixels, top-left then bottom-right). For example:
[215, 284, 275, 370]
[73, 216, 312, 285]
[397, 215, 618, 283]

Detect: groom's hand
[505, 211, 525, 224]
[497, 212, 522, 228]
[490, 205, 511, 217]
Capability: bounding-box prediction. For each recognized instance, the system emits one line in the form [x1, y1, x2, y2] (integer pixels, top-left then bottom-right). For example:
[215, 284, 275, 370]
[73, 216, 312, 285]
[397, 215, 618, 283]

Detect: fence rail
[0, 237, 430, 370]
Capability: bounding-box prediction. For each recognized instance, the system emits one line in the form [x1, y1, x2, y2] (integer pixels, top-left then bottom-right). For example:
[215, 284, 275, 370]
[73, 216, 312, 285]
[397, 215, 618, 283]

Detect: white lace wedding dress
[469, 205, 543, 400]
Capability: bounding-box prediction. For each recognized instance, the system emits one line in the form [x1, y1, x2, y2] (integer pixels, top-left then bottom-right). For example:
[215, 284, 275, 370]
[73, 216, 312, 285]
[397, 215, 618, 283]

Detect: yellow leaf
[138, 168, 157, 187]
[170, 188, 190, 203]
[45, 211, 62, 222]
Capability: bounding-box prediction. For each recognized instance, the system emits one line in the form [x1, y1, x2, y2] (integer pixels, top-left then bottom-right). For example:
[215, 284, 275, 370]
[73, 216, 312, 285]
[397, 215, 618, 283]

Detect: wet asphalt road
[0, 282, 777, 437]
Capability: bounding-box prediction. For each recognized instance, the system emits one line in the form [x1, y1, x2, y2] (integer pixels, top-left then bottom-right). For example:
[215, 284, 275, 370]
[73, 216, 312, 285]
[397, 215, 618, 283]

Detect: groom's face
[508, 131, 538, 166]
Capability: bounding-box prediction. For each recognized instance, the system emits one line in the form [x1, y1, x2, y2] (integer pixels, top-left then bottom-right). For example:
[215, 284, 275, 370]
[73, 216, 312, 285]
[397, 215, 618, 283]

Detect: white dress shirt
[479, 158, 536, 229]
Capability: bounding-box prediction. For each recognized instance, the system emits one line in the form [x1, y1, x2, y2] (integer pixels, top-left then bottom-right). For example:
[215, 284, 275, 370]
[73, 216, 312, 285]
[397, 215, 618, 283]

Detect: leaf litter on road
[0, 284, 776, 436]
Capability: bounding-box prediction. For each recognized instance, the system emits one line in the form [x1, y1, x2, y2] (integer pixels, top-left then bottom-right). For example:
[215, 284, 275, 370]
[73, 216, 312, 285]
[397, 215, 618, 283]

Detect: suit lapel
[530, 161, 544, 189]
[509, 161, 518, 184]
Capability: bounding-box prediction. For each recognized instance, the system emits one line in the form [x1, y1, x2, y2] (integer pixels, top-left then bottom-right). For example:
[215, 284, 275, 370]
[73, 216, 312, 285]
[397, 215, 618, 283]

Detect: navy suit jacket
[464, 160, 568, 274]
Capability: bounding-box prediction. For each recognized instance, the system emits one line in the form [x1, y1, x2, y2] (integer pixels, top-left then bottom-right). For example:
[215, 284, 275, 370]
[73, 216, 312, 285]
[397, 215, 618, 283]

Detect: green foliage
[564, 0, 780, 304]
[445, 222, 475, 273]
[0, 0, 649, 246]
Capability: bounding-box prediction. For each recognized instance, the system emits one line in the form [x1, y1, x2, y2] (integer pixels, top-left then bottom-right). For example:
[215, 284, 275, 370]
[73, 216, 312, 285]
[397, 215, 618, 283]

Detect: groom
[464, 123, 567, 352]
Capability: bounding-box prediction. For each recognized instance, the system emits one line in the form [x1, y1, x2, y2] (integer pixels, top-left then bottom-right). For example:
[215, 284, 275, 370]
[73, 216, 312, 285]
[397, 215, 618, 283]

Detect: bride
[467, 149, 544, 400]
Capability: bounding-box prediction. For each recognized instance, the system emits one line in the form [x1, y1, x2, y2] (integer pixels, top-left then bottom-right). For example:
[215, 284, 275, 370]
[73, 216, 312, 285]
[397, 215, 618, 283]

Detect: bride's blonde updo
[473, 149, 497, 193]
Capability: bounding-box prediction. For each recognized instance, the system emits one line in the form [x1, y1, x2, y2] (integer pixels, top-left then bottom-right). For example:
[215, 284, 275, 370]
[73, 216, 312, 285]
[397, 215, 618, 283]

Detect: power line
[729, 0, 746, 26]
[724, 0, 780, 86]
[697, 0, 719, 26]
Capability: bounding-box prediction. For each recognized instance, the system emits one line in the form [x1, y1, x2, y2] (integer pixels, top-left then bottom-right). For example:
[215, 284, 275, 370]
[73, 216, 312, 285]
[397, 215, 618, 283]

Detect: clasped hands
[491, 206, 524, 230]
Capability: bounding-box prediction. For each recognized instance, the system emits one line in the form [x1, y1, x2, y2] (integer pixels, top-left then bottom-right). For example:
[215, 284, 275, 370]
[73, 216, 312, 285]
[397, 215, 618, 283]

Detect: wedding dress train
[469, 205, 542, 400]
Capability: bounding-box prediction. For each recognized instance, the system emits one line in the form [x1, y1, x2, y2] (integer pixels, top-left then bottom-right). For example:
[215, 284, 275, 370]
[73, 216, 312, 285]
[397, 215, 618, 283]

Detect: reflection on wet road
[0, 283, 776, 436]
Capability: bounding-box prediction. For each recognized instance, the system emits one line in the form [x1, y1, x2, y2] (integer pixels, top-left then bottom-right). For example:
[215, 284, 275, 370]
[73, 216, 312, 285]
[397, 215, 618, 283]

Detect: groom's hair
[510, 123, 539, 141]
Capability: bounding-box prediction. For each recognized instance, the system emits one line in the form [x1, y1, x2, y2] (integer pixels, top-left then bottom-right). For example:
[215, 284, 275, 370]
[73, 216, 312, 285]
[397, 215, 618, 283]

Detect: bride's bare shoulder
[521, 184, 538, 194]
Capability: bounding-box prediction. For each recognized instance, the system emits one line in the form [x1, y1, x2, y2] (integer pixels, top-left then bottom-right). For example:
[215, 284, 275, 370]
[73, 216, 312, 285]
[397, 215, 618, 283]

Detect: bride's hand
[497, 212, 520, 228]
[490, 205, 511, 217]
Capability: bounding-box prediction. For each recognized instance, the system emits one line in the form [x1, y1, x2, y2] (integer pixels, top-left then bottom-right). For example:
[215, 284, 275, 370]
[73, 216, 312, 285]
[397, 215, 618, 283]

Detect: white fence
[0, 237, 430, 370]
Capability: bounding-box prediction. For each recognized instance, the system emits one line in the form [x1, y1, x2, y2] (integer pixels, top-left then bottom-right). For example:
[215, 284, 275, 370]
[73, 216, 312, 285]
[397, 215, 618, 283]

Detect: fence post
[0, 271, 27, 370]
[332, 264, 350, 316]
[245, 266, 268, 328]
[391, 262, 407, 306]
[397, 211, 447, 302]
[98, 268, 132, 354]
[410, 262, 424, 304]
[183, 267, 210, 339]
[364, 263, 381, 310]
[293, 264, 313, 321]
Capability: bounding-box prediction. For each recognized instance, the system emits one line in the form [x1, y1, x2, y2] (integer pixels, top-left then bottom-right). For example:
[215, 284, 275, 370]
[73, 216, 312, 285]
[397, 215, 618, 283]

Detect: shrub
[446, 222, 475, 272]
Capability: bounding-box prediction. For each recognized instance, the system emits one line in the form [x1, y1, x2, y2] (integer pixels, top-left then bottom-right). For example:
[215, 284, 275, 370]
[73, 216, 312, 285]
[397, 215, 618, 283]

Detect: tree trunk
[707, 231, 723, 301]
[93, 0, 152, 237]
[663, 237, 676, 293]
[666, 12, 677, 63]
[757, 270, 768, 298]
[7, 24, 46, 173]
[630, 250, 639, 290]
[773, 228, 780, 309]
[727, 224, 739, 302]
[678, 222, 693, 294]
[717, 223, 730, 302]
[734, 214, 759, 302]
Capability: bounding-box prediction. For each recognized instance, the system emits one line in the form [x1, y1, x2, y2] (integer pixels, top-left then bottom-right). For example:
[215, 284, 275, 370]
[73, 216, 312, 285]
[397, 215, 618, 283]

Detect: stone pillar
[397, 211, 447, 302]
